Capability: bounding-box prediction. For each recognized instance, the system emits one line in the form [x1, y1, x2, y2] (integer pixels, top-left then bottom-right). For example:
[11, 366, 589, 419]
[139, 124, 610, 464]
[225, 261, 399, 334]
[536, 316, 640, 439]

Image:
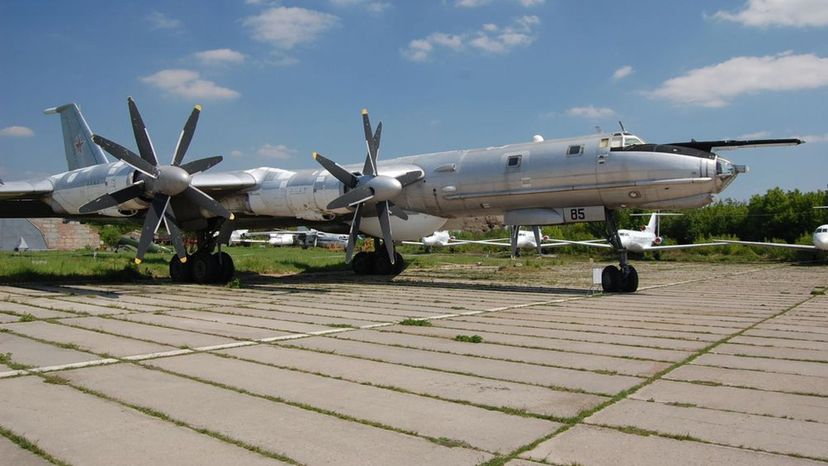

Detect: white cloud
[146, 11, 182, 30]
[0, 126, 34, 138]
[612, 65, 633, 80]
[455, 0, 544, 7]
[256, 143, 297, 159]
[141, 69, 240, 100]
[566, 106, 616, 119]
[647, 53, 828, 107]
[402, 16, 539, 61]
[230, 150, 244, 157]
[713, 0, 828, 27]
[798, 133, 828, 143]
[738, 131, 771, 139]
[329, 0, 389, 13]
[193, 49, 245, 66]
[243, 7, 339, 50]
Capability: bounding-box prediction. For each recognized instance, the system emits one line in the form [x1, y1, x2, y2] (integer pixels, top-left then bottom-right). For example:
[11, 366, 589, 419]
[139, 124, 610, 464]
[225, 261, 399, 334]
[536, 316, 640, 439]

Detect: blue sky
[1, 0, 827, 201]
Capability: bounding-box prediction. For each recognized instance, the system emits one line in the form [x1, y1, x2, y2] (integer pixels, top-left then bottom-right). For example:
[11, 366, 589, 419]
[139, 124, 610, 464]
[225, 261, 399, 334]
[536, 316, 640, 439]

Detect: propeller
[312, 109, 423, 264]
[80, 97, 232, 264]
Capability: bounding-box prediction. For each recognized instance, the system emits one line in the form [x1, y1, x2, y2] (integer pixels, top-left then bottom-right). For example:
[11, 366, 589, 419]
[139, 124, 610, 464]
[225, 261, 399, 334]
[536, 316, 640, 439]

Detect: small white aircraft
[229, 229, 295, 247]
[720, 207, 828, 251]
[402, 230, 475, 251]
[553, 212, 727, 253]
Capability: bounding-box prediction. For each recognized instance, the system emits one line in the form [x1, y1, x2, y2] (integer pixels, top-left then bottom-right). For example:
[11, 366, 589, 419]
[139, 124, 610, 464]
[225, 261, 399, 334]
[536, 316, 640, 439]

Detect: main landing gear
[601, 210, 639, 293]
[351, 238, 405, 276]
[169, 229, 235, 284]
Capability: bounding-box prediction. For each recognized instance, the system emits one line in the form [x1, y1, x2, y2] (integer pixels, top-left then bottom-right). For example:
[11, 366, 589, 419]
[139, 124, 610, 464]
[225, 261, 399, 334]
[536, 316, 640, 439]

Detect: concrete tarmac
[0, 261, 826, 465]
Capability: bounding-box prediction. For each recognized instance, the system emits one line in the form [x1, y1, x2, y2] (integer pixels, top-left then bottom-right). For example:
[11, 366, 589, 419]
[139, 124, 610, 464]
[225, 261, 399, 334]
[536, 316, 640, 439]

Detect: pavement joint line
[479, 291, 820, 466]
[26, 359, 120, 373]
[0, 369, 28, 379]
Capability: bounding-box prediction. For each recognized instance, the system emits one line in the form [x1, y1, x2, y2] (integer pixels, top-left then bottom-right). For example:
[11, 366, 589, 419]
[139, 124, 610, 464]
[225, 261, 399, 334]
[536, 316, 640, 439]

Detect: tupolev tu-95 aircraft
[0, 98, 803, 291]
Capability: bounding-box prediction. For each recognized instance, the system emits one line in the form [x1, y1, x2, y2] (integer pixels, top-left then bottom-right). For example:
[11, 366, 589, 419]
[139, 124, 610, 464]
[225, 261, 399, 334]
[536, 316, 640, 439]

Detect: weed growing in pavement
[454, 334, 483, 343]
[400, 318, 432, 326]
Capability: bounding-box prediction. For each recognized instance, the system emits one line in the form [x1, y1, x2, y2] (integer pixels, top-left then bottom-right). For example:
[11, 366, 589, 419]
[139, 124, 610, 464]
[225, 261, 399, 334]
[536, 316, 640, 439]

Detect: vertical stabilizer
[645, 213, 658, 234]
[43, 103, 108, 170]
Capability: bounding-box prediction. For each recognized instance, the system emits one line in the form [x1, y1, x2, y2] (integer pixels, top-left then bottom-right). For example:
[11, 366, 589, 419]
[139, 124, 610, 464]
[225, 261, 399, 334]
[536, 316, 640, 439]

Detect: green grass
[17, 313, 36, 322]
[454, 334, 483, 343]
[399, 318, 432, 326]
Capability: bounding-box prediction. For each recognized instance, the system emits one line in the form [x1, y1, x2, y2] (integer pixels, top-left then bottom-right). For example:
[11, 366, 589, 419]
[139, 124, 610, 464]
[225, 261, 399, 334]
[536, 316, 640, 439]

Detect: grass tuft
[400, 318, 432, 327]
[17, 313, 36, 322]
[454, 334, 483, 343]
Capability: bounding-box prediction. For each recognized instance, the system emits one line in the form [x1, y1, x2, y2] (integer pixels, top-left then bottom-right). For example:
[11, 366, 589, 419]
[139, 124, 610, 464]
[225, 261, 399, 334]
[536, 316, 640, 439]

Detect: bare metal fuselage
[34, 132, 740, 240]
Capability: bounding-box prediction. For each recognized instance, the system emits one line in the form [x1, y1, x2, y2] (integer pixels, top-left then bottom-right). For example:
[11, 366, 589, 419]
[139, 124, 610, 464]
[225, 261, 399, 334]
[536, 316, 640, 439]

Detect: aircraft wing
[668, 138, 803, 153]
[542, 239, 614, 249]
[718, 239, 816, 250]
[0, 179, 54, 201]
[644, 242, 729, 251]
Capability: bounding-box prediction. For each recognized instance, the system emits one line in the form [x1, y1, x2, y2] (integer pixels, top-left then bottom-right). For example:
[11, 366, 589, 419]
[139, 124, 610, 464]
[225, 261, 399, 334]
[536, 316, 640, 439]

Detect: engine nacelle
[360, 212, 448, 241]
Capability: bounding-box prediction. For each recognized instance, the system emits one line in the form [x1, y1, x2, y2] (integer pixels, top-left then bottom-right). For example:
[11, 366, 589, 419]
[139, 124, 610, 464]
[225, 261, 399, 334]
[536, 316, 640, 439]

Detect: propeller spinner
[312, 109, 422, 264]
[80, 97, 232, 264]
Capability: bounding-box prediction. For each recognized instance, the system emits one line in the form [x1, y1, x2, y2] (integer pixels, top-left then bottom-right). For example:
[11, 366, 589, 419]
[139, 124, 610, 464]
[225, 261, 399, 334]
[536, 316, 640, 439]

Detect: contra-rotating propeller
[312, 109, 423, 264]
[79, 97, 233, 264]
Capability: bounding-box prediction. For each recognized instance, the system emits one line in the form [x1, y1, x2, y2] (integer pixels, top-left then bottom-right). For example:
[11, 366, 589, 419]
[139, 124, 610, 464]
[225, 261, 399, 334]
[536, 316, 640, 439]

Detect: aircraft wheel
[214, 252, 235, 283]
[621, 266, 639, 293]
[169, 255, 192, 283]
[601, 265, 621, 292]
[373, 252, 394, 275]
[392, 253, 405, 275]
[191, 252, 219, 284]
[352, 252, 373, 275]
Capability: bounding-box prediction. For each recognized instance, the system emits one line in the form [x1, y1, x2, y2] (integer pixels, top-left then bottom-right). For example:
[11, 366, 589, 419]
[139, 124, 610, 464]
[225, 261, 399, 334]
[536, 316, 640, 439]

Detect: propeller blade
[180, 155, 222, 175]
[312, 152, 358, 188]
[172, 105, 201, 166]
[361, 109, 377, 176]
[182, 186, 232, 219]
[128, 97, 159, 166]
[327, 185, 374, 210]
[79, 180, 146, 214]
[135, 195, 169, 264]
[387, 202, 408, 221]
[532, 225, 542, 255]
[345, 203, 363, 263]
[163, 206, 188, 262]
[395, 170, 424, 187]
[376, 201, 395, 264]
[364, 121, 382, 175]
[92, 135, 159, 177]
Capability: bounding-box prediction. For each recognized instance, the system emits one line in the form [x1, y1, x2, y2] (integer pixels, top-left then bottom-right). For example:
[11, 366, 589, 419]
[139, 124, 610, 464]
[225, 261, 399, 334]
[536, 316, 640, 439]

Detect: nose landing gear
[352, 238, 405, 276]
[602, 210, 639, 293]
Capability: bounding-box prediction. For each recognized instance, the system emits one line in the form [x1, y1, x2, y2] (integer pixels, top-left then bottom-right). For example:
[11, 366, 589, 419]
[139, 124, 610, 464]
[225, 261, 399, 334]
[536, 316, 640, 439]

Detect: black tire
[214, 252, 235, 283]
[621, 266, 639, 293]
[352, 251, 373, 275]
[169, 255, 192, 283]
[601, 265, 621, 292]
[391, 252, 405, 275]
[191, 252, 219, 284]
[373, 252, 394, 275]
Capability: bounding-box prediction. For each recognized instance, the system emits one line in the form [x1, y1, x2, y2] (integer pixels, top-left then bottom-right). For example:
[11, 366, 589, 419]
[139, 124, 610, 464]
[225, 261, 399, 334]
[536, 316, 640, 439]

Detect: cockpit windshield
[609, 132, 646, 149]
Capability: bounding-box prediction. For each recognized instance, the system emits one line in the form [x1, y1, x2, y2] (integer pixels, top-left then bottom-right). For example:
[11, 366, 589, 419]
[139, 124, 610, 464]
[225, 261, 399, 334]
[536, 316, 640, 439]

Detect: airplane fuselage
[813, 225, 828, 250]
[30, 132, 741, 242]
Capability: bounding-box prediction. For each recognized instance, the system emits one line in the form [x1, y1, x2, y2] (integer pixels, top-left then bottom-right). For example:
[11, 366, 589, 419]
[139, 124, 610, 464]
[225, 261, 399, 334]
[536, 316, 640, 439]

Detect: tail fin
[645, 213, 657, 234]
[43, 103, 108, 171]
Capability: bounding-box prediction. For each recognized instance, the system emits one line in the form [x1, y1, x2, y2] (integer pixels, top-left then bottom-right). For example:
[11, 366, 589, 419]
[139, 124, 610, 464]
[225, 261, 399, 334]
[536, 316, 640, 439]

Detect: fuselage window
[507, 154, 522, 167]
[566, 145, 583, 156]
[599, 138, 609, 148]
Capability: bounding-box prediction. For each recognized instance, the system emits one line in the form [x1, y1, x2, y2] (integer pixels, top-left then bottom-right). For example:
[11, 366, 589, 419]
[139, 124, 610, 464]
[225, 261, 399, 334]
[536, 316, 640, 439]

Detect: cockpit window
[610, 135, 623, 148]
[624, 136, 645, 146]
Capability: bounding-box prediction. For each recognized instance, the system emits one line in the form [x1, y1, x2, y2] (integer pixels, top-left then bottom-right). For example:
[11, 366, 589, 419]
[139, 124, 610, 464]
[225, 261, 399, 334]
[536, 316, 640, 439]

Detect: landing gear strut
[602, 209, 639, 293]
[351, 238, 405, 276]
[168, 224, 236, 284]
